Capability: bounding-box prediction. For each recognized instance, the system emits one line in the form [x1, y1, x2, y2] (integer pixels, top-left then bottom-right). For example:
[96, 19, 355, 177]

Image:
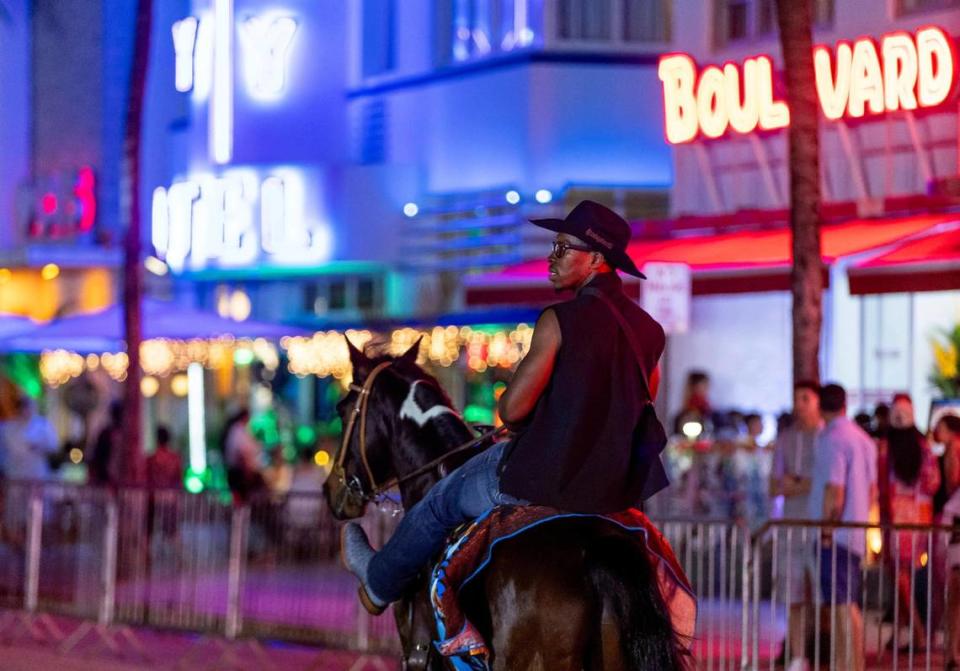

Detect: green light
[185, 475, 204, 493]
[233, 348, 255, 366]
[464, 404, 493, 425]
[282, 446, 297, 461]
[296, 424, 317, 446]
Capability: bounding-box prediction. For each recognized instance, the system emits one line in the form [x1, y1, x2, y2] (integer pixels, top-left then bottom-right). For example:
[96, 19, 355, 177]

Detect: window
[623, 0, 672, 42]
[434, 0, 540, 66]
[329, 281, 347, 311]
[716, 0, 833, 47]
[558, 0, 613, 41]
[361, 0, 395, 77]
[355, 99, 387, 165]
[303, 278, 382, 316]
[556, 0, 671, 44]
[357, 278, 377, 310]
[897, 0, 960, 13]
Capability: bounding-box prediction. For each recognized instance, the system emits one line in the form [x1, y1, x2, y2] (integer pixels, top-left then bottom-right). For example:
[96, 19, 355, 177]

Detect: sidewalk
[0, 611, 399, 671]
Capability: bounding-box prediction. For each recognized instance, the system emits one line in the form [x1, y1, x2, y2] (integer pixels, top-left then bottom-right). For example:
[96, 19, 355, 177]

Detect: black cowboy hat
[529, 200, 646, 279]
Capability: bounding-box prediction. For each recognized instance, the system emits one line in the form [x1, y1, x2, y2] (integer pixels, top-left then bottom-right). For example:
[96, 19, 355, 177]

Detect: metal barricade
[653, 517, 749, 669]
[114, 487, 234, 633]
[33, 482, 112, 622]
[30, 477, 960, 670]
[0, 480, 31, 611]
[236, 492, 400, 653]
[744, 519, 953, 671]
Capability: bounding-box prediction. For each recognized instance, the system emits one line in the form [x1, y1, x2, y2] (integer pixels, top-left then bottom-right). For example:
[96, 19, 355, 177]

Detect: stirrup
[358, 584, 387, 616]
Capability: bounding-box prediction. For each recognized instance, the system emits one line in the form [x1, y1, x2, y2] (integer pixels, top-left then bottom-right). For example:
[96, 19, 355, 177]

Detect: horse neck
[390, 386, 475, 510]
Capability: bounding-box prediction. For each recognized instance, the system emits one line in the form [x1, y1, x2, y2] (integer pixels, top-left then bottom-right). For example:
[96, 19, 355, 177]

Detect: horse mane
[360, 348, 474, 455]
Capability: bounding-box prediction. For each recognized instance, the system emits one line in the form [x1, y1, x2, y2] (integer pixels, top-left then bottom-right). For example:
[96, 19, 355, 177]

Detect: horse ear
[399, 336, 423, 365]
[345, 336, 368, 373]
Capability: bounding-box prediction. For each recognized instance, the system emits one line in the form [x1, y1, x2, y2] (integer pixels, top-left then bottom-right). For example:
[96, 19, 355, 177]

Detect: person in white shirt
[808, 383, 877, 671]
[769, 381, 822, 670]
[0, 397, 58, 481]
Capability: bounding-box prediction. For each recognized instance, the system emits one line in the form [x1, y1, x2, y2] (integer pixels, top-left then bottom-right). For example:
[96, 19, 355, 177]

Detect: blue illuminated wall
[0, 0, 31, 250]
[141, 0, 674, 271]
[367, 61, 672, 194]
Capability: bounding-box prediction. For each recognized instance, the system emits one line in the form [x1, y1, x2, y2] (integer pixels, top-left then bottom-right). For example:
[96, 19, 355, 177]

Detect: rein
[332, 361, 507, 507]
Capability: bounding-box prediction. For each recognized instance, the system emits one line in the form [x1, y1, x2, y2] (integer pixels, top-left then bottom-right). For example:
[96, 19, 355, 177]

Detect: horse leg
[481, 534, 593, 671]
[584, 609, 628, 671]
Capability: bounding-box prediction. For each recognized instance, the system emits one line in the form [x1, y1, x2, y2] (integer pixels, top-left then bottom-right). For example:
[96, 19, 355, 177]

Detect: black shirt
[498, 272, 666, 513]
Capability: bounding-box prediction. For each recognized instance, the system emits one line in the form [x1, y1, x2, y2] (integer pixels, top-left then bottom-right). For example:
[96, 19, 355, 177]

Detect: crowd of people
[0, 391, 328, 513]
[666, 371, 960, 671]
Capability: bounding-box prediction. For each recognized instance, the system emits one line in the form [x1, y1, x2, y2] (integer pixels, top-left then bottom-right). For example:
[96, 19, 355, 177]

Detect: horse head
[322, 337, 416, 519]
[324, 335, 469, 520]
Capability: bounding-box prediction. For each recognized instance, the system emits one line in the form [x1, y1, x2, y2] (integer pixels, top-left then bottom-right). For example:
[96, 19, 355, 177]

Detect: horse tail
[585, 531, 691, 671]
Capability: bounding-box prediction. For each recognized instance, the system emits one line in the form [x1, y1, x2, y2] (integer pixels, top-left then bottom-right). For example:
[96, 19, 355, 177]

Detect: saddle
[429, 505, 696, 670]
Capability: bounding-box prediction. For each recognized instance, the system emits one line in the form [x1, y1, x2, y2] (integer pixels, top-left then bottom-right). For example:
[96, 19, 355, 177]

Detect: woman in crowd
[222, 408, 266, 504]
[937, 414, 960, 671]
[674, 370, 712, 436]
[880, 394, 940, 650]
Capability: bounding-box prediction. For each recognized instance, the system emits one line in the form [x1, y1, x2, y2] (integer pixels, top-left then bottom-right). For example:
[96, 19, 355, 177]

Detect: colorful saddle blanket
[429, 505, 697, 671]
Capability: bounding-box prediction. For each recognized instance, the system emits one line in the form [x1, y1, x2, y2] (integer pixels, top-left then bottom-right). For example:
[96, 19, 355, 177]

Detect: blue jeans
[367, 442, 522, 602]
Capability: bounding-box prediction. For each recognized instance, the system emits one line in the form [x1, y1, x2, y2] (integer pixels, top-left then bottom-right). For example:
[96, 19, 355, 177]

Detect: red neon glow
[40, 193, 57, 215]
[75, 167, 96, 232]
[660, 26, 957, 144]
[491, 213, 950, 279]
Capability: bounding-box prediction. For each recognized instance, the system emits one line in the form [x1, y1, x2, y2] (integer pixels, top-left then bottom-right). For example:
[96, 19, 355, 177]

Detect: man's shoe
[340, 523, 388, 615]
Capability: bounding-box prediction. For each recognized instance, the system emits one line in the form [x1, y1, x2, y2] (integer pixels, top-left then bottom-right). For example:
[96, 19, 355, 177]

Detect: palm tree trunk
[120, 0, 153, 485]
[776, 0, 823, 385]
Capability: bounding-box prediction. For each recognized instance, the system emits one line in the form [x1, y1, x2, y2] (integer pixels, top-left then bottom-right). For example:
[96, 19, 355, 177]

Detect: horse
[323, 340, 691, 671]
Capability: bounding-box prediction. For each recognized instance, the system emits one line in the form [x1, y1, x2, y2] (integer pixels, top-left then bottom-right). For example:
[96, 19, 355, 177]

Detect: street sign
[641, 262, 691, 335]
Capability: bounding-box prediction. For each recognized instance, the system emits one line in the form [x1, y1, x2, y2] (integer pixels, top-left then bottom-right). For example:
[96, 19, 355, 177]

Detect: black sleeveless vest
[498, 272, 666, 513]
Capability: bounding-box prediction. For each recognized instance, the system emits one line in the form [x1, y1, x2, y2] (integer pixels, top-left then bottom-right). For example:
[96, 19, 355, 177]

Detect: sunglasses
[550, 240, 594, 258]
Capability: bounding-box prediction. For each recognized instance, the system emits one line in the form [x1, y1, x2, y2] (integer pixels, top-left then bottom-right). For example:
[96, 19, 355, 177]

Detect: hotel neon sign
[658, 26, 956, 144]
[154, 6, 332, 273]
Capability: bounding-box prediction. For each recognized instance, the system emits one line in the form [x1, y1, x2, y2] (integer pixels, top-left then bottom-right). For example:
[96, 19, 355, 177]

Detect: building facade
[660, 0, 960, 423]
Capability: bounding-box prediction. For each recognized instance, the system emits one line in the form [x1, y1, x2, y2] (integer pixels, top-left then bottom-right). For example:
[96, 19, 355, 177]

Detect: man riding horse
[341, 199, 671, 616]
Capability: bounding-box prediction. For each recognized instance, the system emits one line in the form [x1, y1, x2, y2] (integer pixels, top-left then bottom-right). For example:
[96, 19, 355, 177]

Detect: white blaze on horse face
[400, 381, 456, 428]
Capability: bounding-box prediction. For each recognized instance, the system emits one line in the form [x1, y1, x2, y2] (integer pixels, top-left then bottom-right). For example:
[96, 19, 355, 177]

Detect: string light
[39, 337, 280, 386]
[37, 324, 533, 388]
[283, 323, 533, 377]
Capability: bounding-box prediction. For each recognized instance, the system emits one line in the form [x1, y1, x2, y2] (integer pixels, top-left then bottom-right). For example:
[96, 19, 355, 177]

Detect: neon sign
[171, 5, 299, 164]
[172, 8, 297, 99]
[19, 167, 97, 239]
[659, 27, 956, 144]
[155, 9, 330, 272]
[152, 170, 331, 273]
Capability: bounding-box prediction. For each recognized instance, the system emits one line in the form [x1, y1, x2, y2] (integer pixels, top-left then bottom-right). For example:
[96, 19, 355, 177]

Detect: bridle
[329, 361, 506, 515]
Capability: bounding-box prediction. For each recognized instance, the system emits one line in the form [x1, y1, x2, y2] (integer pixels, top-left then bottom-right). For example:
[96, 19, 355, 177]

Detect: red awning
[848, 225, 960, 295]
[466, 213, 956, 306]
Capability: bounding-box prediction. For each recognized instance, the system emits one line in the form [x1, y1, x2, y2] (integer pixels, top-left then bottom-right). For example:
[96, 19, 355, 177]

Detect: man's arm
[498, 309, 561, 430]
[823, 483, 845, 522]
